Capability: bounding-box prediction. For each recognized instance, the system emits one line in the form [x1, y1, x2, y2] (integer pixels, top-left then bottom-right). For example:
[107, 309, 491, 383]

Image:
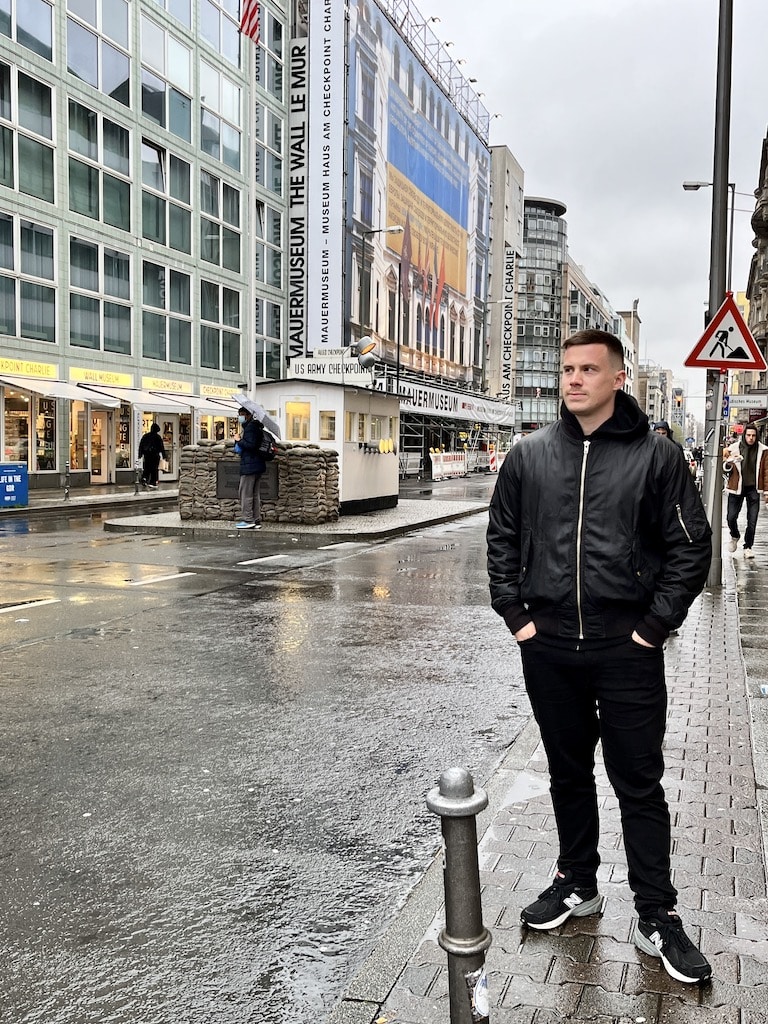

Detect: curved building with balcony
[515, 198, 567, 429]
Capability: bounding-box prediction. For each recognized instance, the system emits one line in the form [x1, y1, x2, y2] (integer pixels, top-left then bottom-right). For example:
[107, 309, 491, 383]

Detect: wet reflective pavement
[0, 488, 527, 1023]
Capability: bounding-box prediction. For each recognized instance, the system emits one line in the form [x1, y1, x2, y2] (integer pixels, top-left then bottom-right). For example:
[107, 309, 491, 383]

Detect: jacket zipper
[576, 440, 590, 639]
[675, 503, 693, 543]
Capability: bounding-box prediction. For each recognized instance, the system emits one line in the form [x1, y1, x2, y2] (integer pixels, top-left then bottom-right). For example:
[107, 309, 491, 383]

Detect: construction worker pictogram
[685, 292, 767, 371]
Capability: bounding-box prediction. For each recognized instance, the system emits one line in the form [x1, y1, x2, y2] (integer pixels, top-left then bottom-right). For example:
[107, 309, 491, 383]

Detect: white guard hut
[252, 380, 399, 514]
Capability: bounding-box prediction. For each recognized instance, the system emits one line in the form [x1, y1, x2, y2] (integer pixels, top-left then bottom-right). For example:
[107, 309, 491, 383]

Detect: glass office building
[0, 0, 287, 487]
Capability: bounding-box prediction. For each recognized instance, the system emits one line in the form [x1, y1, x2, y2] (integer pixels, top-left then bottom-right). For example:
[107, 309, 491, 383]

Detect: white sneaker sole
[522, 892, 603, 930]
[633, 923, 711, 984]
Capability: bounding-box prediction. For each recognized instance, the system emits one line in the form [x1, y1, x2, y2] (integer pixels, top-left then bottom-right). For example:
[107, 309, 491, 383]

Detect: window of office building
[0, 62, 54, 202]
[253, 104, 282, 198]
[254, 102, 282, 155]
[66, 0, 130, 106]
[2, 0, 52, 61]
[69, 237, 131, 353]
[142, 260, 192, 364]
[141, 140, 191, 253]
[68, 102, 131, 229]
[200, 0, 240, 68]
[0, 213, 55, 342]
[152, 0, 191, 28]
[253, 296, 281, 379]
[140, 14, 192, 142]
[200, 169, 240, 272]
[252, 200, 281, 289]
[253, 9, 283, 101]
[200, 60, 241, 171]
[200, 279, 239, 372]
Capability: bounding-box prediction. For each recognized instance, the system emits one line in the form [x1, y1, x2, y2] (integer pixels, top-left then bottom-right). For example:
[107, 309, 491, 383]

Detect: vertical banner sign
[288, 38, 308, 358]
[307, 0, 345, 351]
[500, 247, 516, 401]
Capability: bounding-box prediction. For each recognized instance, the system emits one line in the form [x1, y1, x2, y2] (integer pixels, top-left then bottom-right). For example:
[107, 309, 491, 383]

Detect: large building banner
[287, 38, 308, 358]
[306, 0, 345, 352]
[304, 0, 489, 359]
[386, 83, 469, 298]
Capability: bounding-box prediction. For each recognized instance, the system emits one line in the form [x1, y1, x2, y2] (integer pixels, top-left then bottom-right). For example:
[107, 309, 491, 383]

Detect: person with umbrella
[235, 406, 266, 529]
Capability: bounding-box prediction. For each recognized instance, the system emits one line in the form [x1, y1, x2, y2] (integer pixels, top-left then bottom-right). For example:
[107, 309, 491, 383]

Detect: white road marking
[128, 572, 197, 586]
[0, 598, 61, 615]
[237, 554, 289, 565]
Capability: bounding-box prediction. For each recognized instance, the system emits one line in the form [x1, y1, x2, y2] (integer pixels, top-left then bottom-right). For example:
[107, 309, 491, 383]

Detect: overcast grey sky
[432, 0, 766, 416]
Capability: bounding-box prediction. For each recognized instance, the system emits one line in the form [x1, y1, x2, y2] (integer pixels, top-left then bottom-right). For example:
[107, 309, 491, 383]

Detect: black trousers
[519, 636, 677, 917]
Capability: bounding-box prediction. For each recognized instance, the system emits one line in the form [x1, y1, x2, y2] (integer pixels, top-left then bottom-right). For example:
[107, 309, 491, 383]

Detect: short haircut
[563, 329, 625, 369]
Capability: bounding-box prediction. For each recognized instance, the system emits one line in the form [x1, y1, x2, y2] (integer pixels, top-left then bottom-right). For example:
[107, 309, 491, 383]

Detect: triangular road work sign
[685, 292, 766, 371]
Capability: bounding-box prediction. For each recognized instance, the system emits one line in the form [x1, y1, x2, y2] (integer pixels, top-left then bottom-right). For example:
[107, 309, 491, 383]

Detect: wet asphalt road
[0, 496, 528, 1022]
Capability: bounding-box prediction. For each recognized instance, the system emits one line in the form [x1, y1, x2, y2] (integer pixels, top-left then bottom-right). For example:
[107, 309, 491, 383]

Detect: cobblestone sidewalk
[380, 538, 768, 1023]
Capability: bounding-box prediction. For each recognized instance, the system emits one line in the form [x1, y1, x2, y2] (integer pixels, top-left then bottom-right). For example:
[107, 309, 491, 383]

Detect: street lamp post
[683, 180, 737, 291]
[359, 225, 404, 341]
[688, 0, 733, 588]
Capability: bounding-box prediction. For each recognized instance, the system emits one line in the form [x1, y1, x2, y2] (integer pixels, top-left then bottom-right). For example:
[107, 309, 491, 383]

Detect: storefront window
[35, 396, 55, 469]
[319, 410, 335, 441]
[285, 400, 309, 441]
[3, 388, 30, 462]
[69, 400, 89, 469]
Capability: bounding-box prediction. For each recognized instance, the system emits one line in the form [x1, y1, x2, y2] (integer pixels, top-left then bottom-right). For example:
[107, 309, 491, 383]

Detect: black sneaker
[634, 909, 712, 984]
[520, 869, 602, 930]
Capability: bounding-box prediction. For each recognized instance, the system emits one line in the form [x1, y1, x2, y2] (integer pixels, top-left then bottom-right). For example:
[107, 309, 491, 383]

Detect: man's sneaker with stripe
[633, 909, 712, 984]
[520, 869, 602, 930]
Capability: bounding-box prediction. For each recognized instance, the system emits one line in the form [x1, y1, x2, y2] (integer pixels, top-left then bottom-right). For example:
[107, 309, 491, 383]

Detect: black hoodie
[487, 390, 712, 646]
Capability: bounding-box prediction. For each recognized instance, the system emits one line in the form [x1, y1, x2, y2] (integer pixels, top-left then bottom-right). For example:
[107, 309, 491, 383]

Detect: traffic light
[675, 394, 683, 407]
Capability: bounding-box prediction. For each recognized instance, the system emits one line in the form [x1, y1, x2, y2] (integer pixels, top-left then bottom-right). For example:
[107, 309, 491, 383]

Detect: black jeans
[727, 486, 760, 548]
[519, 636, 676, 917]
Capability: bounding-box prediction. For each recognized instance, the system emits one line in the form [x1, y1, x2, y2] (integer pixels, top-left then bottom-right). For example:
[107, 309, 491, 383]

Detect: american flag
[240, 0, 260, 43]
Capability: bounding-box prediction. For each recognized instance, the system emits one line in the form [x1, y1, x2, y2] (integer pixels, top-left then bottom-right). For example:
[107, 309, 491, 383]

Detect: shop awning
[148, 391, 239, 416]
[76, 384, 191, 414]
[0, 374, 120, 408]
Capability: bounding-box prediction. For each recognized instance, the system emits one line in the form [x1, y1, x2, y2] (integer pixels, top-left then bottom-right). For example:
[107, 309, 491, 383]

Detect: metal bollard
[134, 461, 141, 495]
[63, 461, 71, 501]
[427, 767, 492, 1024]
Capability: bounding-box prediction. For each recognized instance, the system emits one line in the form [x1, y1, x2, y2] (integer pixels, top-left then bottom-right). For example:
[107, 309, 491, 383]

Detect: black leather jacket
[487, 391, 712, 646]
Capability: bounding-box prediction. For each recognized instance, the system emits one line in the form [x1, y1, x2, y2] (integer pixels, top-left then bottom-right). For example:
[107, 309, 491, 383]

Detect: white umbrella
[231, 393, 281, 438]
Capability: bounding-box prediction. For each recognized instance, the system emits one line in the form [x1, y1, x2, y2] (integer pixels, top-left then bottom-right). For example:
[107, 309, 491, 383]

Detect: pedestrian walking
[137, 422, 166, 489]
[723, 424, 768, 558]
[235, 406, 265, 529]
[487, 329, 713, 984]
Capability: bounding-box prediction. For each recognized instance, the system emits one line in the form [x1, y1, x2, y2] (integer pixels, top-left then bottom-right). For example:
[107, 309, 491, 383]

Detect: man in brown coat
[723, 425, 768, 558]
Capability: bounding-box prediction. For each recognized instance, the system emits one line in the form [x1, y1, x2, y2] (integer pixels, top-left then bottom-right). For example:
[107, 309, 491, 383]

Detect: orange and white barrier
[429, 450, 468, 480]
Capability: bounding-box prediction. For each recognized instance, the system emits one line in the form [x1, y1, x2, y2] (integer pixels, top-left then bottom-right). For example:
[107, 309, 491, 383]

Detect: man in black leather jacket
[488, 329, 712, 984]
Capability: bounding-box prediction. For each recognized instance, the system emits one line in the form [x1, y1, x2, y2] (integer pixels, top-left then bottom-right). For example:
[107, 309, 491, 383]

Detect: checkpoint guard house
[254, 373, 399, 514]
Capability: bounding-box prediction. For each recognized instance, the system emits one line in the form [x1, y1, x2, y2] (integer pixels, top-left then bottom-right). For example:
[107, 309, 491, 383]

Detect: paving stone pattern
[382, 533, 768, 1024]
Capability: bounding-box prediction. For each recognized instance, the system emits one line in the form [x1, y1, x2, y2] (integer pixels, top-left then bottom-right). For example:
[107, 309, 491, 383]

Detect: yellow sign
[142, 376, 193, 394]
[70, 367, 133, 386]
[0, 358, 58, 379]
[201, 384, 237, 398]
